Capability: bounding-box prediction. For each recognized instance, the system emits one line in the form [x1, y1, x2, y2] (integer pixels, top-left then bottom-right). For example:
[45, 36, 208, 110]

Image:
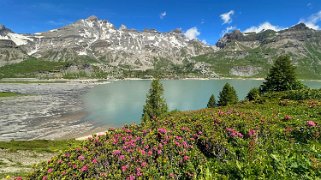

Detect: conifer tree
[246, 88, 260, 101]
[218, 83, 238, 106]
[260, 55, 304, 92]
[142, 79, 168, 124]
[207, 94, 216, 108]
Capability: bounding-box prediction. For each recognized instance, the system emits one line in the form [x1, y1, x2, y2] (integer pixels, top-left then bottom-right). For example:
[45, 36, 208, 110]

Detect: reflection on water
[83, 79, 321, 127]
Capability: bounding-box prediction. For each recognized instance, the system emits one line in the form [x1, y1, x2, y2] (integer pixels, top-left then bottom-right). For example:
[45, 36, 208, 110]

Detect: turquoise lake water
[83, 79, 321, 127]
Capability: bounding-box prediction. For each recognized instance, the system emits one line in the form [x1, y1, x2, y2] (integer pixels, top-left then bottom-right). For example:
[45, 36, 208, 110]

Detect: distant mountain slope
[1, 18, 321, 79]
[0, 25, 29, 66]
[194, 23, 321, 79]
[0, 16, 213, 70]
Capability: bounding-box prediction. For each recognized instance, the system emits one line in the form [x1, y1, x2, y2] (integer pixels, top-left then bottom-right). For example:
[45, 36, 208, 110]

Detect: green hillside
[27, 89, 321, 179]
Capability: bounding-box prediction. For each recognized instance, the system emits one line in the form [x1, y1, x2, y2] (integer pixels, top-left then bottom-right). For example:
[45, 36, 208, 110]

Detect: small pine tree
[246, 88, 260, 101]
[218, 83, 238, 106]
[142, 79, 168, 124]
[207, 94, 216, 108]
[260, 55, 304, 93]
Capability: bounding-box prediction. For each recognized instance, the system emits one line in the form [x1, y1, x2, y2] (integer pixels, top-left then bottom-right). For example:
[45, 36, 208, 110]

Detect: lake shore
[0, 81, 107, 141]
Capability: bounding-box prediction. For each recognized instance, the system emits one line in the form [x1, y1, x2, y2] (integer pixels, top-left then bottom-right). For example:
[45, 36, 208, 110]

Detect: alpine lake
[83, 79, 321, 127]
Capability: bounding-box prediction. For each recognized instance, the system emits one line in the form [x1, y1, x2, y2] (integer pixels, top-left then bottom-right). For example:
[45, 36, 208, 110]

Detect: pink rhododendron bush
[29, 126, 207, 179]
[29, 94, 321, 179]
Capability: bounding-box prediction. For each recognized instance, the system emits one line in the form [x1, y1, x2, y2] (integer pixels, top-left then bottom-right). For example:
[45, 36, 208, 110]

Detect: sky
[0, 0, 321, 44]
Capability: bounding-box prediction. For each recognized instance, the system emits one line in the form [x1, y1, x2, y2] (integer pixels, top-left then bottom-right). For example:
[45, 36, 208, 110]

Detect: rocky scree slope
[194, 23, 321, 78]
[0, 16, 213, 73]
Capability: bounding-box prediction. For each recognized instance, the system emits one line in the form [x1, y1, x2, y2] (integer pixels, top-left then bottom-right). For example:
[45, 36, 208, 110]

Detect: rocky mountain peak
[0, 24, 13, 36]
[287, 23, 310, 31]
[86, 15, 98, 22]
[119, 24, 127, 30]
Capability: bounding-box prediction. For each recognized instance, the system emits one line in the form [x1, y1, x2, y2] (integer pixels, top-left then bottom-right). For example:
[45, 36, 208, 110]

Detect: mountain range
[1, 16, 321, 79]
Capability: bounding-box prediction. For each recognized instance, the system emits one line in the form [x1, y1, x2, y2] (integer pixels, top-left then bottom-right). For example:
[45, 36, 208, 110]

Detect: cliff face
[195, 23, 321, 79]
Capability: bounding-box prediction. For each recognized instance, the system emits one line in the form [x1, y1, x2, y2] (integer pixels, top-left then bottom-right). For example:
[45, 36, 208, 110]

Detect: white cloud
[221, 26, 236, 36]
[299, 10, 321, 30]
[220, 10, 234, 24]
[201, 39, 208, 44]
[244, 22, 283, 33]
[160, 11, 167, 19]
[184, 27, 200, 40]
[307, 3, 312, 8]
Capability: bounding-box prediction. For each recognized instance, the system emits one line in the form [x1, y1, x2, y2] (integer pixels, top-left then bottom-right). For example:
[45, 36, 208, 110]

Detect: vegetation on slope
[0, 92, 21, 98]
[27, 89, 321, 179]
[0, 140, 81, 179]
[0, 140, 81, 153]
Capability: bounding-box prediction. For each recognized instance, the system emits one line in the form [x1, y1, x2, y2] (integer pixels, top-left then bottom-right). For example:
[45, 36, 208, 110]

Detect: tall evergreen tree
[218, 83, 238, 106]
[207, 94, 216, 108]
[142, 79, 168, 124]
[260, 55, 304, 92]
[246, 87, 260, 101]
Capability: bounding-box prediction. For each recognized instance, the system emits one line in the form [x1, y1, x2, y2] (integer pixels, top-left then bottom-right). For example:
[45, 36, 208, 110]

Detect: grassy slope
[0, 140, 82, 153]
[0, 58, 67, 79]
[193, 44, 321, 80]
[0, 140, 81, 179]
[0, 92, 20, 98]
[27, 90, 321, 179]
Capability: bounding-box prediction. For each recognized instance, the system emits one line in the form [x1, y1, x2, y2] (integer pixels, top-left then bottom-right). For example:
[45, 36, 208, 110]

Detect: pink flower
[284, 115, 292, 121]
[128, 175, 135, 180]
[119, 155, 125, 160]
[169, 173, 175, 178]
[136, 167, 142, 176]
[181, 127, 190, 132]
[73, 164, 77, 169]
[140, 149, 146, 155]
[198, 131, 203, 135]
[78, 155, 85, 161]
[148, 150, 153, 156]
[47, 168, 53, 173]
[182, 141, 189, 148]
[62, 171, 66, 175]
[112, 150, 121, 156]
[121, 165, 128, 172]
[58, 159, 63, 164]
[157, 150, 162, 155]
[226, 128, 243, 138]
[141, 162, 147, 167]
[307, 120, 317, 127]
[64, 153, 70, 157]
[237, 132, 244, 138]
[218, 110, 225, 116]
[15, 177, 23, 180]
[158, 128, 167, 134]
[183, 155, 190, 161]
[42, 176, 47, 180]
[81, 165, 88, 172]
[92, 158, 98, 164]
[248, 129, 256, 137]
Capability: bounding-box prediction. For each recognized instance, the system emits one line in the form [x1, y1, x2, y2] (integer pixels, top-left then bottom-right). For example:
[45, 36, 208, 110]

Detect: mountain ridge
[1, 17, 321, 79]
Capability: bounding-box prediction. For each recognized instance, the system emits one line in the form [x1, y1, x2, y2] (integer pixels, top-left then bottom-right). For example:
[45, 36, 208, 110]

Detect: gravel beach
[0, 81, 107, 141]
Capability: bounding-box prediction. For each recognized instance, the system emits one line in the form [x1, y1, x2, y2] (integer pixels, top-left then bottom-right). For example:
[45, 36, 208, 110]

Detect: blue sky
[0, 0, 320, 44]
